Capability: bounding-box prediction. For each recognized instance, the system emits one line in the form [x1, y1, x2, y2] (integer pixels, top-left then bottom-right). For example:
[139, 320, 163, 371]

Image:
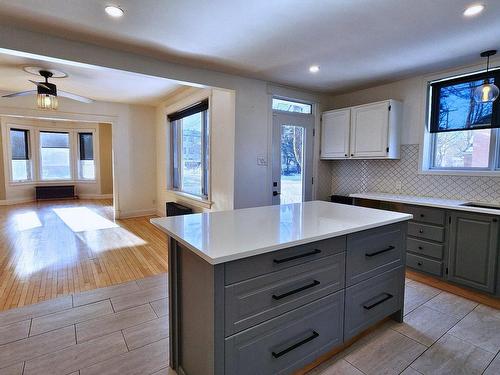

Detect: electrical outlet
[257, 156, 267, 166]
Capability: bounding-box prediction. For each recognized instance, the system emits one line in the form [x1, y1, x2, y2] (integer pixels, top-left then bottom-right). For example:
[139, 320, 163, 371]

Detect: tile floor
[1, 274, 499, 375]
[309, 278, 500, 375]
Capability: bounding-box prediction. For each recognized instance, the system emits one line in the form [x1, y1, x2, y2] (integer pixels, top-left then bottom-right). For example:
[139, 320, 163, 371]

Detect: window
[10, 128, 31, 181]
[428, 70, 500, 171]
[40, 131, 71, 180]
[78, 132, 95, 180]
[169, 100, 209, 198]
[272, 98, 312, 114]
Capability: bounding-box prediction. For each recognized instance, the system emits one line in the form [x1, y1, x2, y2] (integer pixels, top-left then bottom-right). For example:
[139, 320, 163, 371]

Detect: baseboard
[78, 194, 113, 199]
[0, 197, 35, 206]
[118, 208, 158, 219]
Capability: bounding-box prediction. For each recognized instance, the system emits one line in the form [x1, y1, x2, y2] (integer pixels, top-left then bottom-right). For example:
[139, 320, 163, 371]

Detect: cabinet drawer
[225, 253, 345, 336]
[407, 238, 443, 260]
[225, 292, 344, 375]
[403, 205, 445, 226]
[225, 236, 346, 285]
[346, 223, 405, 286]
[344, 267, 404, 340]
[407, 254, 442, 276]
[407, 222, 444, 242]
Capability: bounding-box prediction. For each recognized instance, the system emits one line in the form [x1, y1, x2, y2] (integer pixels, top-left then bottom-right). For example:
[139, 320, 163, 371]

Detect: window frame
[8, 127, 32, 182]
[168, 99, 210, 200]
[272, 97, 313, 114]
[425, 68, 500, 173]
[39, 130, 73, 181]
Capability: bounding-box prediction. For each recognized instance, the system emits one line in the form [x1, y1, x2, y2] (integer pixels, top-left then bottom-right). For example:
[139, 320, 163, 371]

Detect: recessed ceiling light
[309, 65, 320, 73]
[463, 4, 484, 17]
[105, 5, 124, 18]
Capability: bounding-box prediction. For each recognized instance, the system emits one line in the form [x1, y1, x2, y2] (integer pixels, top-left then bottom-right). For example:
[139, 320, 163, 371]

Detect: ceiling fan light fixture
[37, 93, 58, 110]
[474, 50, 499, 103]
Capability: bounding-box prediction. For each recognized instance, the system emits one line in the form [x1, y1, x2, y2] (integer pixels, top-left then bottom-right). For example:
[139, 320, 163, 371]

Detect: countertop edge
[151, 215, 412, 265]
[350, 193, 500, 216]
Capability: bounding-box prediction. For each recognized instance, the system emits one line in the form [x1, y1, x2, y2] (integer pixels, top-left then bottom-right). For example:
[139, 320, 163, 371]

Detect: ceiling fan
[2, 69, 94, 110]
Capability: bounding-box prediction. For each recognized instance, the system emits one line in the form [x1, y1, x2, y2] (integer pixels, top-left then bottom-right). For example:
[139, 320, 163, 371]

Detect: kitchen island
[151, 201, 412, 375]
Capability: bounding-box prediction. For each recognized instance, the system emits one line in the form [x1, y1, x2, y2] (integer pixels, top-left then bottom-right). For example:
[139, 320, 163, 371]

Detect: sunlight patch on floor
[13, 211, 42, 231]
[53, 207, 119, 232]
[76, 227, 147, 254]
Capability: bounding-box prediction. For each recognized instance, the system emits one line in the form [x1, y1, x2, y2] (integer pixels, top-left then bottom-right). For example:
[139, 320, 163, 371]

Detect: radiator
[35, 185, 76, 200]
[166, 202, 193, 217]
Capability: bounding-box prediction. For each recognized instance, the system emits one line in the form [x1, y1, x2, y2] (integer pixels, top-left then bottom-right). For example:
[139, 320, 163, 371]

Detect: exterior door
[272, 111, 314, 205]
[447, 212, 499, 293]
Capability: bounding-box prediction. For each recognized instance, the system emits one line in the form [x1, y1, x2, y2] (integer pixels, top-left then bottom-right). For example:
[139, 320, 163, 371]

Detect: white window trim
[2, 119, 100, 186]
[164, 90, 212, 207]
[419, 59, 500, 176]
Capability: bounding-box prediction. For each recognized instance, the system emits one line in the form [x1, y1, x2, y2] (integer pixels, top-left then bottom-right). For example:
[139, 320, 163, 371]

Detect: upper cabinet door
[350, 101, 390, 158]
[321, 109, 350, 159]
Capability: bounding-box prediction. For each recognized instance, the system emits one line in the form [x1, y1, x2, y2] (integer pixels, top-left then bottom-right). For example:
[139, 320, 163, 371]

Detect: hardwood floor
[0, 199, 168, 312]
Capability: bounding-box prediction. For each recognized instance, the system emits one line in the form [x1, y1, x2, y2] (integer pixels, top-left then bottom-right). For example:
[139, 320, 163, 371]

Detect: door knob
[273, 191, 281, 196]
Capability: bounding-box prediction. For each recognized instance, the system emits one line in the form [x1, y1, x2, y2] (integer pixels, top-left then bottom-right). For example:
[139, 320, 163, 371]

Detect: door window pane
[272, 98, 312, 114]
[280, 125, 304, 204]
[433, 129, 491, 169]
[40, 132, 71, 180]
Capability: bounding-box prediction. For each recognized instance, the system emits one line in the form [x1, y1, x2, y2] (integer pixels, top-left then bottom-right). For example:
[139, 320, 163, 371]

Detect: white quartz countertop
[150, 201, 412, 265]
[350, 192, 500, 215]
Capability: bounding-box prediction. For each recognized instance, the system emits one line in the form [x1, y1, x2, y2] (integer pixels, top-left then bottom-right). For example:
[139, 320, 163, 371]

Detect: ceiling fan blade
[2, 90, 37, 98]
[29, 80, 50, 90]
[57, 90, 94, 103]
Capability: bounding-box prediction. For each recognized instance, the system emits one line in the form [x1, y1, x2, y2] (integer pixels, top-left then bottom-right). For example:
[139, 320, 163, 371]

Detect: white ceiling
[0, 53, 181, 105]
[0, 0, 499, 93]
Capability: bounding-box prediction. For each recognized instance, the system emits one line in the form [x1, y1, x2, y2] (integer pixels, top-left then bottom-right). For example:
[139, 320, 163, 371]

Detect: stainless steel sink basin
[460, 202, 500, 210]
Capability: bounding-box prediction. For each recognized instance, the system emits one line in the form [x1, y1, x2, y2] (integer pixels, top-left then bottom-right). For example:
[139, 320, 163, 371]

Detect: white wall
[0, 25, 329, 210]
[156, 86, 235, 214]
[0, 91, 157, 218]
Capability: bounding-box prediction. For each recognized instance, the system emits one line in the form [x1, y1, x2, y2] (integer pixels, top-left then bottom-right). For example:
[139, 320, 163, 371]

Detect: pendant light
[473, 50, 499, 103]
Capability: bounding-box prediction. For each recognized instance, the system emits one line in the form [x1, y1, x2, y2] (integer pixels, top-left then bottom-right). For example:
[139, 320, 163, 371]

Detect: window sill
[419, 169, 500, 177]
[9, 179, 97, 186]
[167, 190, 212, 210]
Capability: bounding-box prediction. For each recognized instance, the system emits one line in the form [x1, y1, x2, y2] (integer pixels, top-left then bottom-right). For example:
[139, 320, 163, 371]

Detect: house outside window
[427, 69, 500, 172]
[169, 99, 209, 199]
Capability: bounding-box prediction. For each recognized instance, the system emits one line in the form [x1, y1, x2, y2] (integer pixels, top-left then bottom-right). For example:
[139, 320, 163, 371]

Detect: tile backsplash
[331, 144, 500, 203]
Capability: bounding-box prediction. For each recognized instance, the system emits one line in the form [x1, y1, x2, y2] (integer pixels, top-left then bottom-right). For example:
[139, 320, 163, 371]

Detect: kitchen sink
[460, 202, 500, 210]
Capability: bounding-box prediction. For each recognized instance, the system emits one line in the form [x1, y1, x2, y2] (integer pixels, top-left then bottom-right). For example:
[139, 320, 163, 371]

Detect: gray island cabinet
[151, 201, 412, 375]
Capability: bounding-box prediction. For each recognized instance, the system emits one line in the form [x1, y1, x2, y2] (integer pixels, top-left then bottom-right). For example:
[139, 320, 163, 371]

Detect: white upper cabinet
[321, 108, 350, 159]
[321, 99, 402, 160]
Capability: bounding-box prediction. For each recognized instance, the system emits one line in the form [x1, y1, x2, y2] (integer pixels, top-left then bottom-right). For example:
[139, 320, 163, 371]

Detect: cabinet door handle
[363, 293, 393, 310]
[273, 249, 321, 264]
[365, 246, 395, 257]
[271, 331, 319, 358]
[272, 280, 320, 300]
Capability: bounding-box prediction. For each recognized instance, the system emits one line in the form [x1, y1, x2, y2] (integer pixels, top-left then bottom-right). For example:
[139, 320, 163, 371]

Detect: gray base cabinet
[448, 212, 499, 293]
[169, 222, 407, 375]
[353, 198, 500, 296]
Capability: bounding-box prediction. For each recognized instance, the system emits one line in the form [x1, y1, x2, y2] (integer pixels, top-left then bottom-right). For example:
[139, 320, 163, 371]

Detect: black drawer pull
[273, 249, 321, 264]
[417, 261, 423, 266]
[363, 293, 393, 310]
[365, 246, 395, 257]
[418, 246, 423, 250]
[272, 280, 320, 300]
[419, 229, 424, 233]
[271, 331, 319, 358]
[420, 214, 425, 218]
